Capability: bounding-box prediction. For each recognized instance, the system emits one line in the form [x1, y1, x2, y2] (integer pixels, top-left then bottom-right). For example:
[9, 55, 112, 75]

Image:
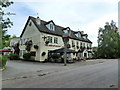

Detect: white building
[19, 16, 92, 62]
[10, 37, 20, 53]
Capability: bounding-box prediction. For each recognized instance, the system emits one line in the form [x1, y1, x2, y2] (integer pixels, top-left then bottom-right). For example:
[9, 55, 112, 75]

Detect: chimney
[36, 17, 41, 25]
[81, 31, 84, 34]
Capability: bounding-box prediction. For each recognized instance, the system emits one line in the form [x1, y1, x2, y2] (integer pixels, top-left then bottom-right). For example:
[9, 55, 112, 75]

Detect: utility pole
[62, 35, 69, 66]
[64, 42, 67, 66]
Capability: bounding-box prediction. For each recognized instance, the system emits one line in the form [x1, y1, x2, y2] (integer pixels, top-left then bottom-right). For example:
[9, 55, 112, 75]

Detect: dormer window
[75, 32, 81, 38]
[82, 34, 88, 39]
[46, 21, 55, 31]
[83, 36, 87, 39]
[50, 23, 54, 30]
[63, 30, 69, 34]
[63, 27, 71, 35]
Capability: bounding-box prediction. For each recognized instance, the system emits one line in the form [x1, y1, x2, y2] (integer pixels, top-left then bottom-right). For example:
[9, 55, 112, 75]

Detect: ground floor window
[19, 50, 27, 57]
[88, 53, 92, 57]
[84, 53, 87, 57]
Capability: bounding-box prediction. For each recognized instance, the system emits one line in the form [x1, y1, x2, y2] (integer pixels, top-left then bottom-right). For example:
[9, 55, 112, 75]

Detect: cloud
[13, 0, 119, 3]
[5, 2, 36, 36]
[6, 0, 118, 47]
[82, 13, 118, 46]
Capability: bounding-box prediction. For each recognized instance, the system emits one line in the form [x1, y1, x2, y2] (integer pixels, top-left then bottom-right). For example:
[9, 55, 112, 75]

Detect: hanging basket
[72, 45, 75, 47]
[41, 52, 46, 56]
[77, 46, 79, 49]
[25, 40, 33, 46]
[34, 45, 39, 49]
[25, 40, 33, 52]
[28, 40, 32, 45]
[45, 40, 49, 45]
[67, 44, 71, 48]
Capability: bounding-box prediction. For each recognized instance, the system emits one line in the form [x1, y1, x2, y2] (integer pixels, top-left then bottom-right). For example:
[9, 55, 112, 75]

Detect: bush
[23, 53, 31, 60]
[9, 53, 19, 60]
[0, 56, 7, 68]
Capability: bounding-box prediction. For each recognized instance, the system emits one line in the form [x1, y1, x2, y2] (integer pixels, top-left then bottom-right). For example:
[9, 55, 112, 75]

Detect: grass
[0, 56, 7, 69]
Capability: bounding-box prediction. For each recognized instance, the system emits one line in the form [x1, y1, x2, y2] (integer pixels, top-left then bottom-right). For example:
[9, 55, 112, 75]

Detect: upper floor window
[63, 27, 71, 35]
[83, 36, 87, 39]
[22, 39, 25, 45]
[54, 37, 58, 44]
[82, 34, 88, 39]
[76, 41, 79, 46]
[46, 22, 55, 31]
[63, 30, 69, 34]
[48, 36, 52, 43]
[82, 43, 85, 47]
[89, 44, 92, 47]
[72, 40, 75, 46]
[75, 32, 81, 38]
[80, 42, 82, 47]
[50, 23, 54, 30]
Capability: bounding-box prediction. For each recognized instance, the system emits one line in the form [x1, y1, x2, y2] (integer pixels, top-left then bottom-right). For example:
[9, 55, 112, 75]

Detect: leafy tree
[0, 0, 14, 49]
[97, 20, 120, 58]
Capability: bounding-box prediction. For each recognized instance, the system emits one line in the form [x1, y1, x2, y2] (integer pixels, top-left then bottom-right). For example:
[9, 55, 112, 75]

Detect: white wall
[19, 19, 41, 60]
[39, 32, 64, 61]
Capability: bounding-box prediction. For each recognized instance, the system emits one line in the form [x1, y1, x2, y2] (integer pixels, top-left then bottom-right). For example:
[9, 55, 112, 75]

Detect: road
[2, 59, 118, 88]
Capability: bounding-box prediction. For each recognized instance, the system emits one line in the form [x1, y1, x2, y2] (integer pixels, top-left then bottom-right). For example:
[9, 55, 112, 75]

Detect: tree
[97, 20, 120, 58]
[0, 0, 14, 49]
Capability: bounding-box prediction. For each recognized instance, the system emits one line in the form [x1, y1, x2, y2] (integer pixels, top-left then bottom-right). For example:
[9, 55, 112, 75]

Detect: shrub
[0, 56, 7, 68]
[9, 53, 19, 60]
[23, 53, 31, 60]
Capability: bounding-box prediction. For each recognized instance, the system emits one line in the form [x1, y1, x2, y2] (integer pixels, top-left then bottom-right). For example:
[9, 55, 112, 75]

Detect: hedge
[0, 56, 7, 69]
[9, 53, 19, 60]
[23, 53, 31, 60]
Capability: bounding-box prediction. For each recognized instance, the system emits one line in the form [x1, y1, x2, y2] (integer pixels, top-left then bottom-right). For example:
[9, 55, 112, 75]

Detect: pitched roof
[20, 16, 92, 43]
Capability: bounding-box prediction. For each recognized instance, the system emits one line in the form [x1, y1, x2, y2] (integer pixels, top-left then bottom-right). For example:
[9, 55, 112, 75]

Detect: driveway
[2, 59, 118, 88]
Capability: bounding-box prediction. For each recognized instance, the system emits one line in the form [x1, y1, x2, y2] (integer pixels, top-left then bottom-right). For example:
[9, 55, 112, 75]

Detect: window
[90, 44, 91, 48]
[22, 39, 25, 45]
[20, 50, 27, 57]
[80, 42, 82, 47]
[20, 39, 22, 45]
[63, 30, 68, 34]
[48, 36, 52, 43]
[72, 40, 75, 46]
[87, 43, 89, 47]
[63, 28, 71, 35]
[54, 37, 58, 44]
[75, 32, 81, 38]
[83, 35, 87, 39]
[76, 41, 79, 46]
[46, 22, 55, 31]
[50, 24, 53, 30]
[23, 50, 27, 55]
[10, 41, 14, 46]
[19, 50, 22, 57]
[82, 43, 85, 47]
[25, 38, 28, 44]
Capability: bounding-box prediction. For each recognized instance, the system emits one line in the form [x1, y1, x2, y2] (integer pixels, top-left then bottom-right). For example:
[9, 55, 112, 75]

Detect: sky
[3, 0, 119, 46]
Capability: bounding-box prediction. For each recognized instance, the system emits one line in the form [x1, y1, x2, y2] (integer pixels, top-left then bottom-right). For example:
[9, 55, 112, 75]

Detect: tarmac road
[2, 59, 118, 88]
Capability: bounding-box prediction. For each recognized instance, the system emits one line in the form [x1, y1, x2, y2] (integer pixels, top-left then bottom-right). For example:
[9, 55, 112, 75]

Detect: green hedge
[0, 56, 7, 68]
[9, 53, 19, 60]
[23, 53, 31, 60]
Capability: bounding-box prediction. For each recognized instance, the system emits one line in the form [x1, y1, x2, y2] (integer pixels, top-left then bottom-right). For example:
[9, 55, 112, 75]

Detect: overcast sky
[4, 0, 119, 46]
